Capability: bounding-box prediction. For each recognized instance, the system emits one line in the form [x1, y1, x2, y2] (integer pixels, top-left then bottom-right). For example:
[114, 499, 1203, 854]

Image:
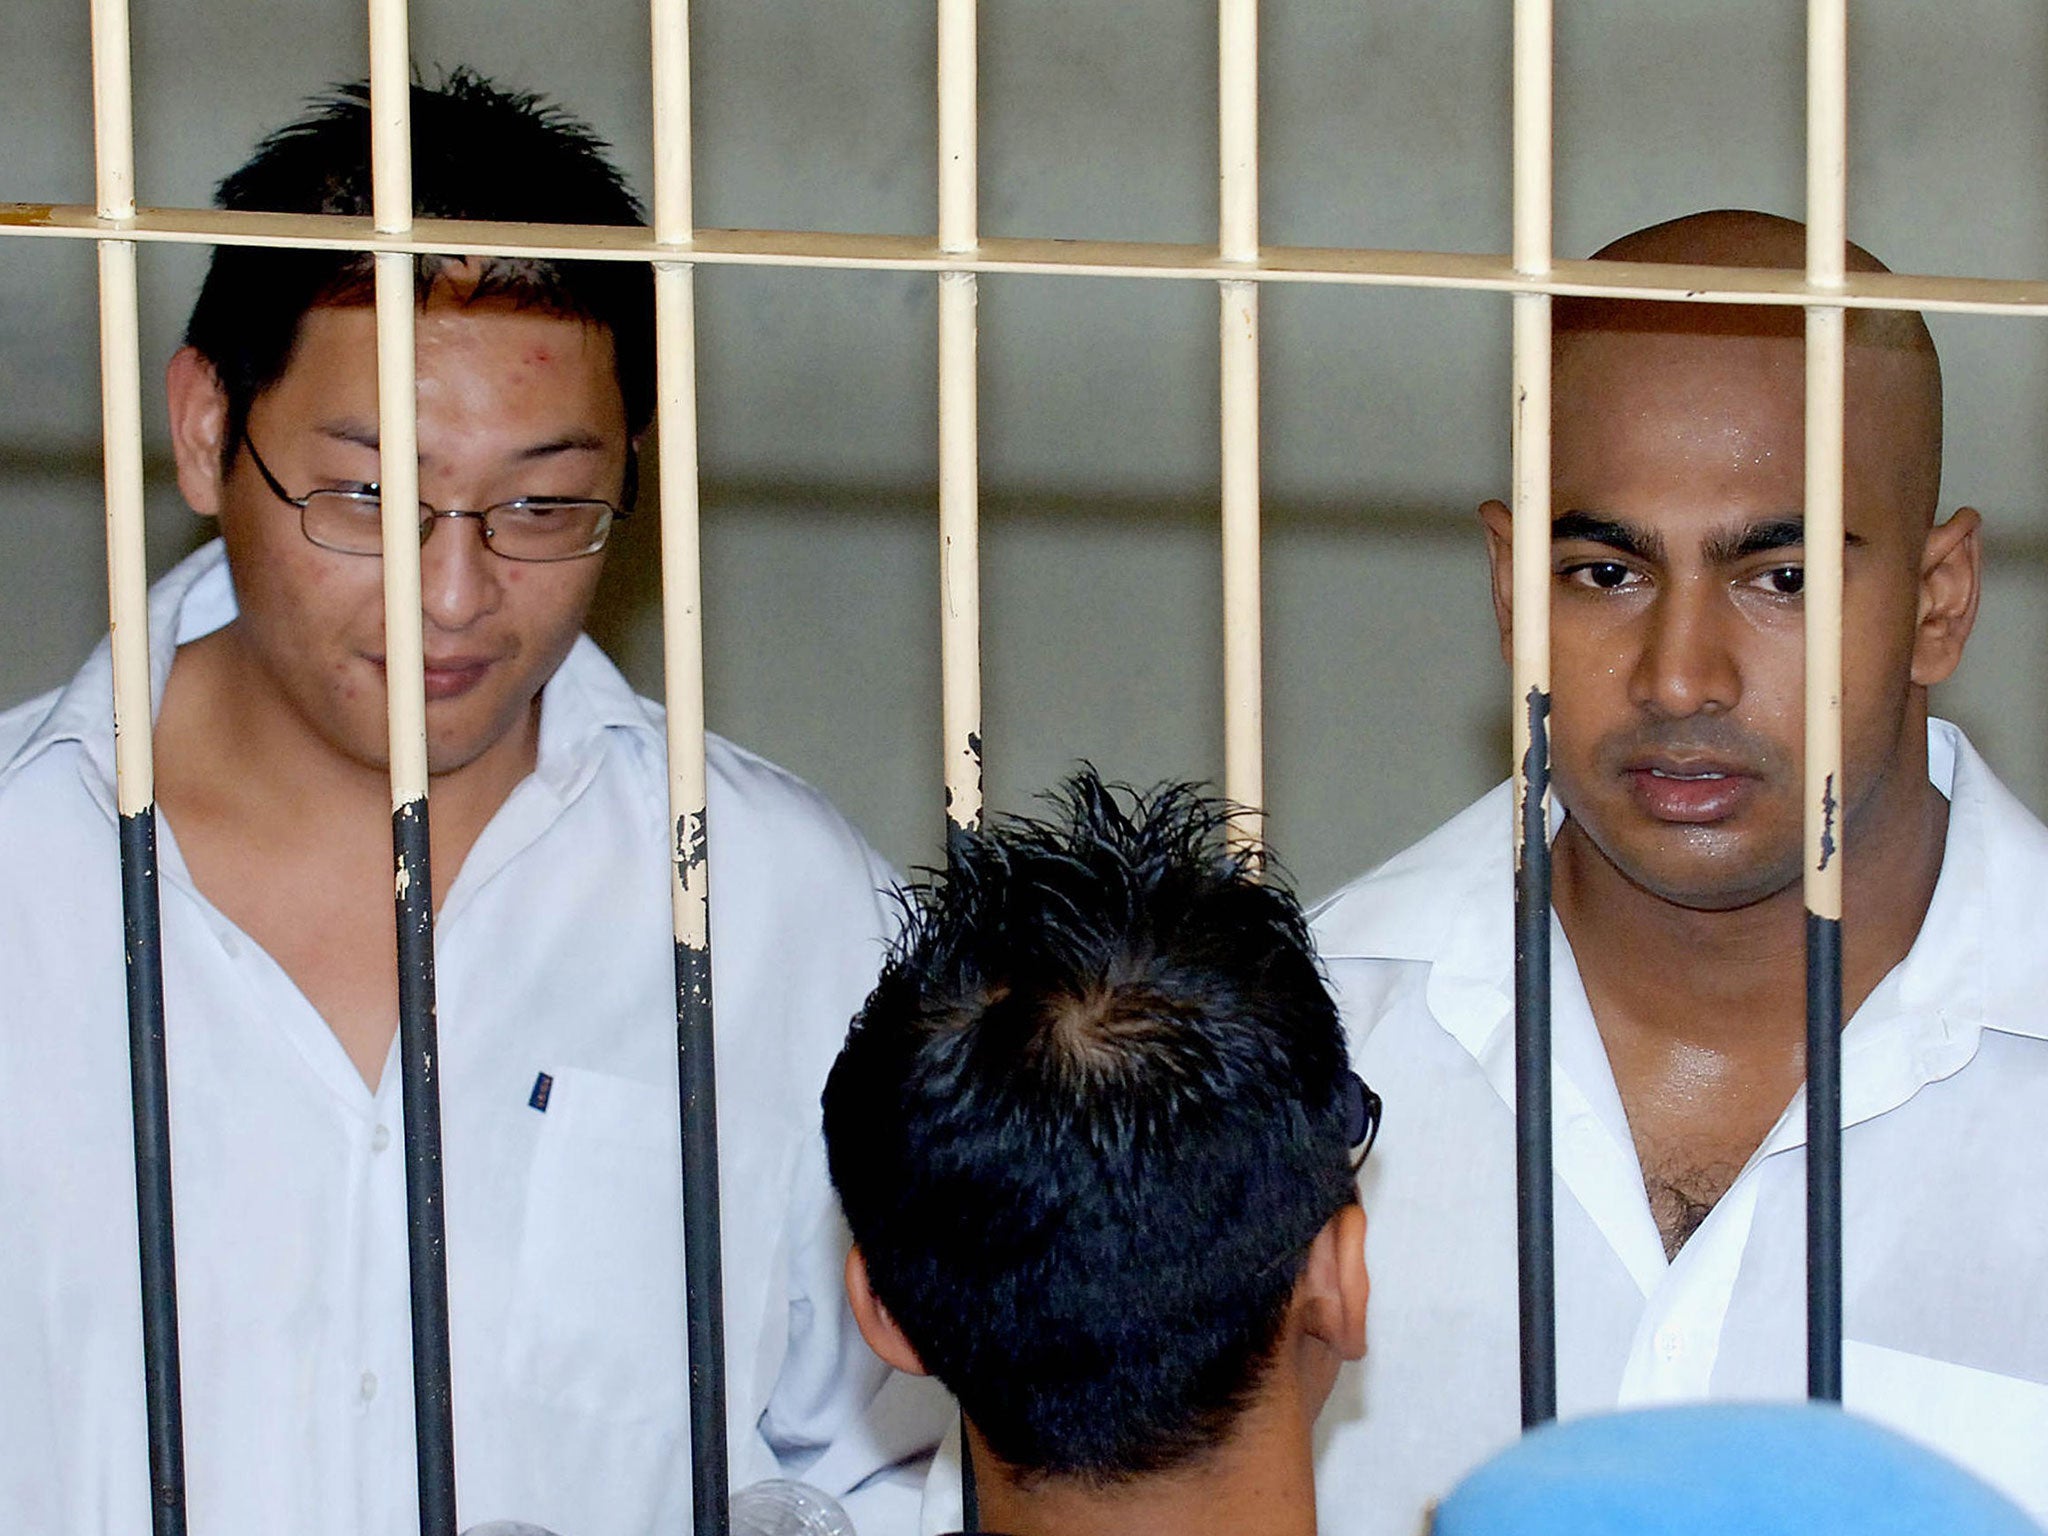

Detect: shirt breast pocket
[1845, 1339, 2048, 1521]
[501, 1067, 688, 1423]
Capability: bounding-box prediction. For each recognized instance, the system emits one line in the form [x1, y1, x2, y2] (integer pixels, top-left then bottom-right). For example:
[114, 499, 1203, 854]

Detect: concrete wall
[4, 0, 2043, 895]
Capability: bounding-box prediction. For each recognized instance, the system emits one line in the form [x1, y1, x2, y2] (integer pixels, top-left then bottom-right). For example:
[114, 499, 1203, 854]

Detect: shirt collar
[1310, 719, 2048, 1062]
[1311, 782, 1519, 1060]
[1, 537, 656, 812]
[1895, 718, 2048, 1045]
[1, 541, 233, 810]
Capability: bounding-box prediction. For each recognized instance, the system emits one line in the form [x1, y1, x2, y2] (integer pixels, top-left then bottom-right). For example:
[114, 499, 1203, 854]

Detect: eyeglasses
[242, 435, 631, 563]
[1343, 1069, 1383, 1173]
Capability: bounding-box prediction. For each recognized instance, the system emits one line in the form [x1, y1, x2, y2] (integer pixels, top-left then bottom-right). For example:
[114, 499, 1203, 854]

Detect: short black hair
[822, 771, 1359, 1483]
[183, 67, 654, 458]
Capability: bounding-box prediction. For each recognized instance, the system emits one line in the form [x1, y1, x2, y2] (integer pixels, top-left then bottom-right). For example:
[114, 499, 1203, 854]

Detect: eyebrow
[1703, 518, 1805, 564]
[316, 423, 381, 451]
[1550, 511, 1662, 562]
[1552, 511, 1862, 566]
[514, 431, 610, 460]
[312, 424, 611, 460]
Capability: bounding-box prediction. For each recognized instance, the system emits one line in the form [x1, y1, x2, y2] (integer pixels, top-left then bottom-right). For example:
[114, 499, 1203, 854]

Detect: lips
[1621, 757, 1756, 823]
[367, 654, 497, 702]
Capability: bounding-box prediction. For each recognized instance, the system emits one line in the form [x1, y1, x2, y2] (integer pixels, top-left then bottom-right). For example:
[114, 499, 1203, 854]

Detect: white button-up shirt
[1303, 719, 2048, 1533]
[0, 543, 946, 1536]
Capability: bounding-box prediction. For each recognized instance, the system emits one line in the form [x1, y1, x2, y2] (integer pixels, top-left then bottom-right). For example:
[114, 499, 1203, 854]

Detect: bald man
[1305, 211, 2048, 1533]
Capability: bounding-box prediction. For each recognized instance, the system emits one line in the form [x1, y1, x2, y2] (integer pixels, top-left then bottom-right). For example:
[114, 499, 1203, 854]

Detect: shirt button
[1655, 1326, 1685, 1361]
[359, 1371, 379, 1403]
[370, 1125, 392, 1153]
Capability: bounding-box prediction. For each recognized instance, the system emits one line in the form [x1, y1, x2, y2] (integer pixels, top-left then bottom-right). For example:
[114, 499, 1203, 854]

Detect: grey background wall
[3, 0, 2044, 896]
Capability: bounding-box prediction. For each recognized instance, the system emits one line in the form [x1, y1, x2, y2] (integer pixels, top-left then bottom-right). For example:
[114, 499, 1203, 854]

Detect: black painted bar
[1805, 910, 1844, 1401]
[392, 799, 458, 1535]
[1514, 686, 1557, 1429]
[675, 810, 731, 1536]
[959, 1417, 980, 1532]
[119, 807, 188, 1536]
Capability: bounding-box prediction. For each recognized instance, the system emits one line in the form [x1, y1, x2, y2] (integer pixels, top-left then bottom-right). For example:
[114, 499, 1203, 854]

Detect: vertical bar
[91, 0, 187, 1526]
[1802, 0, 1848, 1406]
[89, 0, 136, 221]
[1219, 0, 1262, 843]
[938, 0, 976, 257]
[939, 0, 982, 849]
[1509, 0, 1557, 1432]
[367, 6, 458, 1529]
[938, 272, 981, 849]
[1219, 282, 1261, 834]
[937, 5, 982, 1521]
[652, 2, 731, 1530]
[107, 242, 187, 1536]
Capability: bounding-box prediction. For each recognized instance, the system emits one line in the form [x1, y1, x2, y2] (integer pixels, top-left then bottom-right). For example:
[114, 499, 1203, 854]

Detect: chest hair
[1640, 1155, 1748, 1260]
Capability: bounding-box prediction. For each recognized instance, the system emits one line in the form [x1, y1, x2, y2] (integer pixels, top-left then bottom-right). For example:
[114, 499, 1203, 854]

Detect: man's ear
[1478, 499, 1516, 666]
[1910, 506, 1982, 688]
[165, 346, 231, 518]
[843, 1247, 930, 1377]
[1297, 1202, 1370, 1362]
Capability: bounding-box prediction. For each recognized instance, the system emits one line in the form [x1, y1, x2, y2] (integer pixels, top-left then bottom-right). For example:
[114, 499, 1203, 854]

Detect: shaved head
[1557, 209, 1944, 527]
[1484, 208, 1983, 915]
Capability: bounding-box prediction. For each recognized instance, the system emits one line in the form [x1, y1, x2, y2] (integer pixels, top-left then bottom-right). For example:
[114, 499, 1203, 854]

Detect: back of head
[184, 67, 654, 454]
[1431, 1403, 2040, 1536]
[822, 772, 1358, 1483]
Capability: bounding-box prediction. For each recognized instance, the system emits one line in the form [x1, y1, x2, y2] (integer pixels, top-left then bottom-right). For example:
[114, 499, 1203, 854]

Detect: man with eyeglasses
[825, 771, 1375, 1536]
[0, 71, 943, 1536]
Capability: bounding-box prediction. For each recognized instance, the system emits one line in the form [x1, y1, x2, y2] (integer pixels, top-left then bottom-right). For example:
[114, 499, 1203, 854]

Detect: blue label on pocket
[529, 1072, 553, 1112]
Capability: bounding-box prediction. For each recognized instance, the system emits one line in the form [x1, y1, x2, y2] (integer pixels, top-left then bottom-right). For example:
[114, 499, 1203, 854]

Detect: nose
[417, 510, 504, 634]
[1628, 580, 1741, 719]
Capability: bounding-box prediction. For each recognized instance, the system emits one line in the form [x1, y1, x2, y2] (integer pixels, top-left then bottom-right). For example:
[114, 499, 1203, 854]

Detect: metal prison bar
[650, 0, 735, 1529]
[1803, 0, 1851, 1405]
[1509, 0, 1558, 1431]
[86, 1, 186, 1531]
[937, 0, 982, 1520]
[27, 0, 1943, 1526]
[367, 3, 462, 1528]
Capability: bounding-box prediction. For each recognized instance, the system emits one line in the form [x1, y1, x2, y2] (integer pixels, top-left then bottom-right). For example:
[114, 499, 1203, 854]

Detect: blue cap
[1432, 1403, 2041, 1536]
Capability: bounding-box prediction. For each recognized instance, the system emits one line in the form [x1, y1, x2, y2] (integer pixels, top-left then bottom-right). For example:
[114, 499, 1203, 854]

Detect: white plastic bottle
[729, 1478, 858, 1536]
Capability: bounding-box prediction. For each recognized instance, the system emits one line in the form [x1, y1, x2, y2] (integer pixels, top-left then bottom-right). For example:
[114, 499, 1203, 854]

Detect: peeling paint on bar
[674, 808, 709, 878]
[945, 734, 985, 851]
[675, 941, 716, 1023]
[1817, 772, 1838, 872]
[1515, 687, 1551, 874]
